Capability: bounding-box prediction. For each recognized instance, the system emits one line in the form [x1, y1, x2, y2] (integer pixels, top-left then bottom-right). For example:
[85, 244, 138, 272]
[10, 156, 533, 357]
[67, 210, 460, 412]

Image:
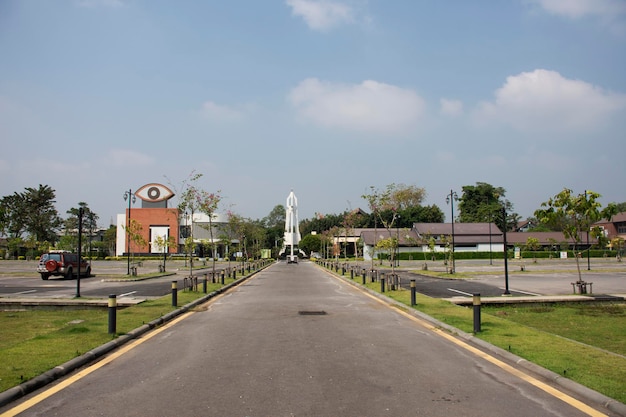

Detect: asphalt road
[0, 260, 229, 300]
[2, 259, 625, 301]
[1, 261, 613, 416]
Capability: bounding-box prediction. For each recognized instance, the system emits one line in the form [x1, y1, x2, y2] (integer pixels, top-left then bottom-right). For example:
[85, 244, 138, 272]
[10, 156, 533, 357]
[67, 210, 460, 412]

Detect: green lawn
[365, 282, 626, 404]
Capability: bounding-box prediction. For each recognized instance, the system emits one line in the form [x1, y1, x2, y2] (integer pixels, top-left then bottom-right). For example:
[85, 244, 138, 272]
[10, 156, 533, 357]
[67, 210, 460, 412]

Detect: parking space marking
[447, 288, 473, 296]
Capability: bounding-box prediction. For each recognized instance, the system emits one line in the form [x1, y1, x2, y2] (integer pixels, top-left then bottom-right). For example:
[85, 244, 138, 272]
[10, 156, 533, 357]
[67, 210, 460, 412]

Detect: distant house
[413, 223, 504, 253]
[594, 212, 626, 242]
[505, 231, 590, 250]
[328, 214, 626, 261]
[359, 228, 421, 261]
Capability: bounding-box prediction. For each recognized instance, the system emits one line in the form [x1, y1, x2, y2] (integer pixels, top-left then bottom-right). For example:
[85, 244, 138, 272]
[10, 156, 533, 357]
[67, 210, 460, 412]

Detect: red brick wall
[125, 207, 179, 254]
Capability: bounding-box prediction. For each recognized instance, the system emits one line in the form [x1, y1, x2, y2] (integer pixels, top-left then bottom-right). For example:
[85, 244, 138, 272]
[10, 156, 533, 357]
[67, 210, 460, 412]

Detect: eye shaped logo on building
[135, 183, 175, 202]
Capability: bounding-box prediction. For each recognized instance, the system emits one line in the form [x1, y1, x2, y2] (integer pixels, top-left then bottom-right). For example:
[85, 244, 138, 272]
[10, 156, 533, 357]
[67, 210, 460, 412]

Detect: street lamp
[123, 189, 136, 275]
[446, 190, 458, 274]
[501, 206, 511, 295]
[585, 190, 591, 271]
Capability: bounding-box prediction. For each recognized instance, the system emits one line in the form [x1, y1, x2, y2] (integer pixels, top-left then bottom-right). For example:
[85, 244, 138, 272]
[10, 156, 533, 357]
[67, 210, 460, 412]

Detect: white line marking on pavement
[447, 288, 473, 296]
[119, 291, 137, 297]
[502, 288, 542, 296]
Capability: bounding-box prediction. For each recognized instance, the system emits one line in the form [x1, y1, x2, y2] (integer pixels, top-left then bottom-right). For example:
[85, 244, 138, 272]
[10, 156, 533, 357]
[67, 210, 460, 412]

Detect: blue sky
[1, 0, 625, 226]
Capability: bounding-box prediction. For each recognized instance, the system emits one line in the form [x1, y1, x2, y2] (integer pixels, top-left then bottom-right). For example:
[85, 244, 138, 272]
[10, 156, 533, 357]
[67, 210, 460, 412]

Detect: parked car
[37, 251, 91, 280]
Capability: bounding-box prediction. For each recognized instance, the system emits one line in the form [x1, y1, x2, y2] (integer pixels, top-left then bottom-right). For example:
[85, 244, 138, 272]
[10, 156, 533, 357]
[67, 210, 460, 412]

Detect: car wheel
[40, 273, 50, 280]
[84, 266, 91, 277]
[65, 268, 73, 279]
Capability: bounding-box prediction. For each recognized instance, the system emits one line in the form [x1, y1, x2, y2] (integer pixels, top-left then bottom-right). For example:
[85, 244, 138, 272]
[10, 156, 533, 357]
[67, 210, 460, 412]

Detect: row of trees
[1, 180, 623, 263]
[296, 183, 624, 267]
[0, 185, 117, 259]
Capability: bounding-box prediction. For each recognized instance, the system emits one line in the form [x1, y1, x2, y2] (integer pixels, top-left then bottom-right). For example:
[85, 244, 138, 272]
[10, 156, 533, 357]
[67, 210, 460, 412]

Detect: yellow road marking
[0, 285, 239, 417]
[328, 271, 607, 417]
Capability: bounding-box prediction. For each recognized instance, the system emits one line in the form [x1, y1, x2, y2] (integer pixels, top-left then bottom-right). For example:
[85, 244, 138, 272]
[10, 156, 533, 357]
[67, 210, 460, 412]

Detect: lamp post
[446, 190, 458, 274]
[585, 190, 591, 271]
[123, 189, 136, 275]
[396, 214, 400, 268]
[502, 206, 510, 295]
[488, 209, 493, 266]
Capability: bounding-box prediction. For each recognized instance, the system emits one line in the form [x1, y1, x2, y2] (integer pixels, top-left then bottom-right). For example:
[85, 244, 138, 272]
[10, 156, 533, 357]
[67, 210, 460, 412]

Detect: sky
[1, 0, 625, 227]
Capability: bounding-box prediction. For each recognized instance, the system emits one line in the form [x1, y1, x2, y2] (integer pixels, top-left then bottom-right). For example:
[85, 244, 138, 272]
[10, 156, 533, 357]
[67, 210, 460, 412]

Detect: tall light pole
[502, 206, 510, 295]
[488, 207, 493, 266]
[446, 190, 458, 274]
[585, 190, 591, 271]
[123, 189, 136, 275]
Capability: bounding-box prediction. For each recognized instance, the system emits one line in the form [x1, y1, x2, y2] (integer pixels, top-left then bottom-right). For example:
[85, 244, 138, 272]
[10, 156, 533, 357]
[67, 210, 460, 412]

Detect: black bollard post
[171, 281, 178, 307]
[362, 269, 366, 285]
[108, 294, 117, 334]
[473, 293, 481, 333]
[380, 274, 385, 293]
[203, 274, 208, 293]
[350, 268, 354, 279]
[410, 279, 416, 306]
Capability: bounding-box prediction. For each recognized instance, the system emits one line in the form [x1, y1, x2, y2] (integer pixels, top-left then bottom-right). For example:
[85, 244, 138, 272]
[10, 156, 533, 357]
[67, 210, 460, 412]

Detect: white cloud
[200, 101, 243, 122]
[288, 78, 426, 134]
[527, 0, 626, 19]
[440, 98, 464, 116]
[286, 0, 354, 31]
[474, 69, 626, 132]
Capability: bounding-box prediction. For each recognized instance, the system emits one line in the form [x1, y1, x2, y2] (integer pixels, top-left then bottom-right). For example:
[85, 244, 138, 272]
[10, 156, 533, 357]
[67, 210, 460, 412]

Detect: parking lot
[1, 258, 625, 303]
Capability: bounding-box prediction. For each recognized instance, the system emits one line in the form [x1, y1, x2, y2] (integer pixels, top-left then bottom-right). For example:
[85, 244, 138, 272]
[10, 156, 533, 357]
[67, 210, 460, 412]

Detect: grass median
[0, 282, 227, 394]
[357, 279, 626, 404]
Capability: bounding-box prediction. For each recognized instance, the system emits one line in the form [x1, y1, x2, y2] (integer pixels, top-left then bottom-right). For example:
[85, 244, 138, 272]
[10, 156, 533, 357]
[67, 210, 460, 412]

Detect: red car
[37, 251, 91, 280]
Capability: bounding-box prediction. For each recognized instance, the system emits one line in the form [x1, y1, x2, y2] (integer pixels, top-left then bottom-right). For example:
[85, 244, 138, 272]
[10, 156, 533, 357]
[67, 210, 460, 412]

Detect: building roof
[505, 231, 592, 246]
[359, 229, 420, 246]
[595, 211, 626, 225]
[413, 222, 502, 236]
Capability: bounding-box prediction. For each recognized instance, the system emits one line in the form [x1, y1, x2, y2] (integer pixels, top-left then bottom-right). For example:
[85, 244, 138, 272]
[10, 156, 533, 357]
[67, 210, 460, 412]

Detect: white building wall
[116, 213, 126, 257]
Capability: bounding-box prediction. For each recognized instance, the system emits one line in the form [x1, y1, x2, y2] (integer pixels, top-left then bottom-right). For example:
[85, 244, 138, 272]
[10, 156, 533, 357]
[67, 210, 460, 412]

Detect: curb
[0, 264, 272, 409]
[322, 266, 626, 417]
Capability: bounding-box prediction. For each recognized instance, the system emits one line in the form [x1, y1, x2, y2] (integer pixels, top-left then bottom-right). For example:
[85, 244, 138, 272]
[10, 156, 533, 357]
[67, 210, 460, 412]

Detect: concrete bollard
[473, 293, 481, 333]
[171, 281, 178, 307]
[108, 294, 117, 334]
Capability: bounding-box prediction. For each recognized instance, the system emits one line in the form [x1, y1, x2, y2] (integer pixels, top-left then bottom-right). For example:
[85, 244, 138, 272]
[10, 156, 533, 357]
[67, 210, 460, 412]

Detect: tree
[153, 234, 177, 272]
[0, 193, 28, 239]
[524, 237, 541, 263]
[458, 182, 518, 231]
[126, 219, 146, 266]
[299, 234, 321, 255]
[23, 185, 63, 243]
[66, 202, 99, 255]
[362, 184, 422, 275]
[194, 187, 222, 275]
[263, 204, 286, 229]
[535, 188, 613, 283]
[262, 205, 287, 257]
